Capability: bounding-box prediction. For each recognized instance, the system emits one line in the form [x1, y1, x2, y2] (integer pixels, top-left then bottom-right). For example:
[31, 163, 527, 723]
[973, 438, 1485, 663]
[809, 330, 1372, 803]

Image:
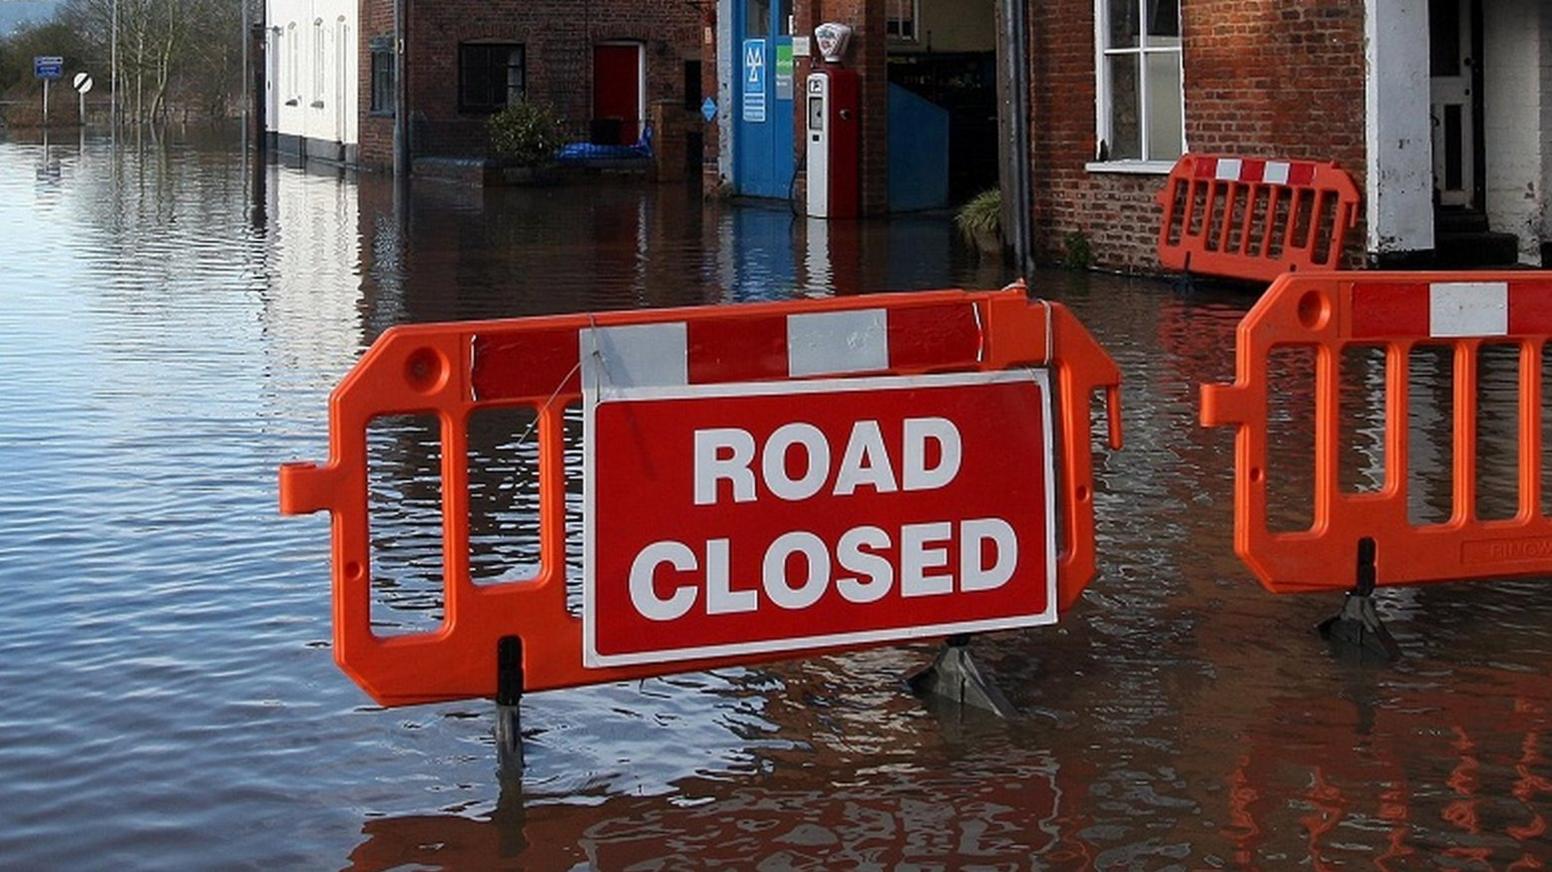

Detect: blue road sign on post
[34, 56, 64, 80]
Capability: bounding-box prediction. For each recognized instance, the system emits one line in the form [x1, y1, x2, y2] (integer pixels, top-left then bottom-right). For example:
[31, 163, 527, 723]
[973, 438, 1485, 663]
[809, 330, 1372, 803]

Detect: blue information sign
[34, 56, 63, 80]
[700, 96, 717, 122]
[741, 40, 766, 123]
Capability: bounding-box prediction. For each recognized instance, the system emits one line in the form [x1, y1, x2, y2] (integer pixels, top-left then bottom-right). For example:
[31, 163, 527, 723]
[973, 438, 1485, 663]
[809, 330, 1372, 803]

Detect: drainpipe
[394, 0, 409, 183]
[996, 0, 1033, 273]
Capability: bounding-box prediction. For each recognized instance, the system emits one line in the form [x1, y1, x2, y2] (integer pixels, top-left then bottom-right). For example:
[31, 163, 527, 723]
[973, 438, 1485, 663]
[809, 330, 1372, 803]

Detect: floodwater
[0, 127, 1548, 870]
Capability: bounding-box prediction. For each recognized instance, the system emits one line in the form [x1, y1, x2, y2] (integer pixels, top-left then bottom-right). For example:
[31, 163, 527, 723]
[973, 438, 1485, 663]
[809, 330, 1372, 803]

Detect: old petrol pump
[805, 23, 860, 219]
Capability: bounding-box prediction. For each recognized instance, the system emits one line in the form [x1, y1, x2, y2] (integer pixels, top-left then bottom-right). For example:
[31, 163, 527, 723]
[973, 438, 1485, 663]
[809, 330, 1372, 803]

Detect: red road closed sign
[584, 370, 1057, 668]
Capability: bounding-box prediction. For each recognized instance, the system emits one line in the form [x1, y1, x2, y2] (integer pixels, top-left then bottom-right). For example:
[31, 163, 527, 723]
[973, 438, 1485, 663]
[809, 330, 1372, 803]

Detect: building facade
[707, 0, 1552, 271]
[356, 0, 703, 169]
[265, 0, 360, 163]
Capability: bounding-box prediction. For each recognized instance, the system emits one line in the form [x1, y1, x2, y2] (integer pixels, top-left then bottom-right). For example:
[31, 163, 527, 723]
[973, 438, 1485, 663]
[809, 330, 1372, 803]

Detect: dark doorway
[593, 43, 643, 145]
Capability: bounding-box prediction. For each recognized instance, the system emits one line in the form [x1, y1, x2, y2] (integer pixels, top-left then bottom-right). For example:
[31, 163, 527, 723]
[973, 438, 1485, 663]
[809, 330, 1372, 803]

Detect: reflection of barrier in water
[1202, 271, 1552, 653]
[281, 285, 1122, 771]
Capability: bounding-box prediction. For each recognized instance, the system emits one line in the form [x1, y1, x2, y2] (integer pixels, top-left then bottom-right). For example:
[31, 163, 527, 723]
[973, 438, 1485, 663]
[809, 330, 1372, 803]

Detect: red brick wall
[359, 0, 700, 167]
[1029, 0, 1368, 271]
[359, 0, 395, 168]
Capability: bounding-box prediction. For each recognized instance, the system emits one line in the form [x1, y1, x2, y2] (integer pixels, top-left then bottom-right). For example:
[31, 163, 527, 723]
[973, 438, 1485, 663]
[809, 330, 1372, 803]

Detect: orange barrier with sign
[1157, 154, 1361, 283]
[280, 286, 1121, 706]
[1202, 270, 1552, 594]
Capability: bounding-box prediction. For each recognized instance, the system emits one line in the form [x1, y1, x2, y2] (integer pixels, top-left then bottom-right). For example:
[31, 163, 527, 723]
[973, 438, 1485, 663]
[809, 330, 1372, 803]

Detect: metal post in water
[42, 78, 49, 129]
[1317, 537, 1401, 660]
[495, 636, 524, 776]
[907, 634, 1018, 718]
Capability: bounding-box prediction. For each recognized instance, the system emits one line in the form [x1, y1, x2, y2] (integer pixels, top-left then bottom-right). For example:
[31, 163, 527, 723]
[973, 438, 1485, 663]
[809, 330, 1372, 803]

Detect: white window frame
[886, 0, 920, 43]
[1088, 0, 1186, 174]
[312, 18, 326, 105]
[286, 22, 299, 104]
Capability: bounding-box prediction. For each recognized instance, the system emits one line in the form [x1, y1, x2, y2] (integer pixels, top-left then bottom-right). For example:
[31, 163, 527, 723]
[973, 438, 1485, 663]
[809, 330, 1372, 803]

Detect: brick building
[707, 0, 1552, 272]
[358, 0, 703, 168]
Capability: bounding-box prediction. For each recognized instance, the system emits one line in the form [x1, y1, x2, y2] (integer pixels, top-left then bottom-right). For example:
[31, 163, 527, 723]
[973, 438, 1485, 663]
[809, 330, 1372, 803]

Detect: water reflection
[0, 129, 1549, 868]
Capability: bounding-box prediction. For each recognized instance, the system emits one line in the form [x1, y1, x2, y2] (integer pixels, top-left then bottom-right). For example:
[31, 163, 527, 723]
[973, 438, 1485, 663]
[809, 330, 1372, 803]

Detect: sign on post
[583, 368, 1057, 668]
[34, 56, 63, 80]
[279, 287, 1123, 707]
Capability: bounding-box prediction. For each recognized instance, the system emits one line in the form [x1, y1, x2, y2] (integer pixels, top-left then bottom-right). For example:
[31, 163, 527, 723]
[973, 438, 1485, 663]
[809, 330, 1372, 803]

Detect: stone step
[1434, 230, 1521, 268]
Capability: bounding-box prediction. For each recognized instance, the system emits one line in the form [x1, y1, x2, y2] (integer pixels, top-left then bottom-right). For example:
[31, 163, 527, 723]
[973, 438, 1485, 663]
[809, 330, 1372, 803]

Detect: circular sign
[73, 73, 94, 94]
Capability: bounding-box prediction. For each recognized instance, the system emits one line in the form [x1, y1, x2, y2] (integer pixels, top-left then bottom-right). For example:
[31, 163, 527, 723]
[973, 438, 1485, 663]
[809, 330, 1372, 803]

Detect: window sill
[1084, 160, 1175, 175]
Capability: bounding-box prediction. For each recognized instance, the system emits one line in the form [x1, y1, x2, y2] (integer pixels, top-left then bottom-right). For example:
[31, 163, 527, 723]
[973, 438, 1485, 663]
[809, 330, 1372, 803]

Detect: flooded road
[1, 128, 1548, 869]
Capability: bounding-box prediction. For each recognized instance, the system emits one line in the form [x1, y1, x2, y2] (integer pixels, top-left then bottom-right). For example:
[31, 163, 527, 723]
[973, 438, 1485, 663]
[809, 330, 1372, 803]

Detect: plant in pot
[955, 188, 1002, 256]
[488, 100, 565, 183]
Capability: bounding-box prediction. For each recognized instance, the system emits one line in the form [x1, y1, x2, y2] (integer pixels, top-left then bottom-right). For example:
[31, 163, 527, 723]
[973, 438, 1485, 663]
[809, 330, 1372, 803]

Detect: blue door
[734, 0, 795, 199]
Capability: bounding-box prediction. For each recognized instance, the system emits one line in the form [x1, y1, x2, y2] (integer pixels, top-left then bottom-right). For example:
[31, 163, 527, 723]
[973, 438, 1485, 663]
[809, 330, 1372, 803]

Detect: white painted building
[265, 0, 359, 165]
[1366, 0, 1552, 264]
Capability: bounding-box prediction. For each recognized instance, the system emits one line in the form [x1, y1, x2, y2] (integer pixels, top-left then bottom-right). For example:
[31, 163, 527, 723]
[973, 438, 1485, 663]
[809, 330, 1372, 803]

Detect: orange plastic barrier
[1202, 271, 1552, 594]
[1157, 154, 1361, 283]
[280, 287, 1121, 706]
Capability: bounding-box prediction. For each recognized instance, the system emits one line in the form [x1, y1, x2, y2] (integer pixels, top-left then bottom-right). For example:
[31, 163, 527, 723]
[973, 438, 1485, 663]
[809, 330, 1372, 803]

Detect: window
[1095, 0, 1183, 165]
[370, 37, 394, 115]
[312, 18, 325, 104]
[459, 43, 525, 114]
[286, 23, 298, 103]
[886, 0, 918, 42]
[683, 60, 702, 111]
[745, 0, 770, 37]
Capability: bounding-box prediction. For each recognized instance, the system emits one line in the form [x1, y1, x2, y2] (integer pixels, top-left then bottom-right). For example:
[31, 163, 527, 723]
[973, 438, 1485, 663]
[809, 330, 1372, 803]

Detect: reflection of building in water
[256, 163, 364, 378]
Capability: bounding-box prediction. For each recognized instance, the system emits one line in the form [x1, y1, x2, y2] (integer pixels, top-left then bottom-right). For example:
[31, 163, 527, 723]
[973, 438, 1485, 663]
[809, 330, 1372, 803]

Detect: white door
[1430, 0, 1475, 208]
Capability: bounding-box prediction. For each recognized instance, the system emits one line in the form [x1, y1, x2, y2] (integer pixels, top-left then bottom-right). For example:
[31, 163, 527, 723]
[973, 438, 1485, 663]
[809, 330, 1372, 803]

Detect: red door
[593, 44, 641, 145]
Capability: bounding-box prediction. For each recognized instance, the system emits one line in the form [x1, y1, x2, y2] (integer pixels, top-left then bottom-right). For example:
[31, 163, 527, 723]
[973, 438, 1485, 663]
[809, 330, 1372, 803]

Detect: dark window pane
[746, 0, 770, 36]
[1147, 0, 1179, 39]
[459, 43, 526, 113]
[1108, 53, 1141, 160]
[1430, 0, 1461, 76]
[777, 0, 793, 35]
[684, 60, 703, 110]
[1108, 0, 1139, 48]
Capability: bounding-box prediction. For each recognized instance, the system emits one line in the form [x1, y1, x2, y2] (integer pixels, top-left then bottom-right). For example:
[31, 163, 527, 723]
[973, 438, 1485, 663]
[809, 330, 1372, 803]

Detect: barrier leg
[495, 636, 524, 776]
[1316, 539, 1402, 660]
[907, 634, 1018, 718]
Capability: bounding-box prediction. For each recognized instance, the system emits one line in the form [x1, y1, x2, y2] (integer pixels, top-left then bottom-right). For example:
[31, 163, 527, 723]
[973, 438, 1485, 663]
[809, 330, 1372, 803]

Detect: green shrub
[1062, 231, 1094, 271]
[487, 100, 565, 166]
[955, 188, 1001, 243]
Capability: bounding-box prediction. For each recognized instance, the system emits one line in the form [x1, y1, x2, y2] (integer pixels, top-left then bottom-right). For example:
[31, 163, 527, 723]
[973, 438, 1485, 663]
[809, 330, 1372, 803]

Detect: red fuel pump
[806, 24, 861, 219]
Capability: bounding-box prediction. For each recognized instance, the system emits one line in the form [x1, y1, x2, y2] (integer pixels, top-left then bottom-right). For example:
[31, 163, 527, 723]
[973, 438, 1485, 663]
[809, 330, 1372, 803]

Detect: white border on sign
[581, 369, 1059, 669]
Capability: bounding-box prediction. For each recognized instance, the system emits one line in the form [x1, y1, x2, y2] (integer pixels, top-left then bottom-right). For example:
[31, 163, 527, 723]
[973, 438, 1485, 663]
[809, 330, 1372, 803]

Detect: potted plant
[955, 188, 1002, 255]
[487, 100, 565, 184]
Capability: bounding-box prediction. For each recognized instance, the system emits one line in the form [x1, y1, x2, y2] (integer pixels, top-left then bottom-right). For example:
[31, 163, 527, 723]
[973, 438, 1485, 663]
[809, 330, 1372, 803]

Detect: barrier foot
[907, 635, 1018, 718]
[1317, 593, 1401, 661]
[495, 636, 524, 777]
[1316, 538, 1401, 660]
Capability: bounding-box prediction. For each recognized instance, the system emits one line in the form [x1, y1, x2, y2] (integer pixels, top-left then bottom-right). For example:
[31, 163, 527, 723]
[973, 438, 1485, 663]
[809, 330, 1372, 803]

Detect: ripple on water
[0, 130, 1549, 869]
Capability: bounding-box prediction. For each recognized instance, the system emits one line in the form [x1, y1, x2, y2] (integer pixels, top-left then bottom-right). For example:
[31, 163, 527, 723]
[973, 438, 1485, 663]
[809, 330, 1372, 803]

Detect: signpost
[73, 72, 94, 126]
[583, 370, 1058, 668]
[34, 56, 63, 127]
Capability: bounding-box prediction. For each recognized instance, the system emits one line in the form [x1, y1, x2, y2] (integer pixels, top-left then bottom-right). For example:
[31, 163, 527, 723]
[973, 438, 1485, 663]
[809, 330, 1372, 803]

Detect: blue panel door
[734, 0, 794, 199]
